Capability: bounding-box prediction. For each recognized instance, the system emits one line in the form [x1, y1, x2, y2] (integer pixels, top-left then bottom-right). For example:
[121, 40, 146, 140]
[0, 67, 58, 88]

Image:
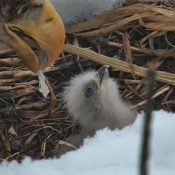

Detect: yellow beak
[3, 0, 65, 72]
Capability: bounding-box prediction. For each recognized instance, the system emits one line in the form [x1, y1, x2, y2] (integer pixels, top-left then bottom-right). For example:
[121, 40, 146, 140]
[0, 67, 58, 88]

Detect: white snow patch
[0, 110, 175, 175]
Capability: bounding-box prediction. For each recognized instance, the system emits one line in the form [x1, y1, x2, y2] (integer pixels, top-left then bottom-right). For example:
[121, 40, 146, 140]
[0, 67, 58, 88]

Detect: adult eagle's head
[0, 0, 65, 72]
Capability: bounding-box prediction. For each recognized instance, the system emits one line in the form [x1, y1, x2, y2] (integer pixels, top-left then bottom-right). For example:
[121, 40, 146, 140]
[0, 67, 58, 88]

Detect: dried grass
[0, 2, 175, 162]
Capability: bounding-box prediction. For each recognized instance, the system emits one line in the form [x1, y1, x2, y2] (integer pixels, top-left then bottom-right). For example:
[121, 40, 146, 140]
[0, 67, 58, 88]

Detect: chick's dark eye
[85, 81, 98, 98]
[87, 87, 93, 94]
[86, 87, 94, 98]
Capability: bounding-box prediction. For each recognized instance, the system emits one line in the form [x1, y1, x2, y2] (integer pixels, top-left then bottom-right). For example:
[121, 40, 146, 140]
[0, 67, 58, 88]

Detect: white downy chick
[64, 65, 136, 131]
[50, 0, 126, 25]
[56, 66, 137, 156]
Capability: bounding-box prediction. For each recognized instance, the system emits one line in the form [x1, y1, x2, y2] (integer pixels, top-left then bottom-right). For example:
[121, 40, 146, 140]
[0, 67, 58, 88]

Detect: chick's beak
[96, 65, 109, 85]
[3, 0, 65, 72]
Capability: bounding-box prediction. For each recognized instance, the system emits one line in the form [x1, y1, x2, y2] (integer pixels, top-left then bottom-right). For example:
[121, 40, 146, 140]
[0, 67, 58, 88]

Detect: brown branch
[64, 44, 175, 85]
[139, 66, 156, 175]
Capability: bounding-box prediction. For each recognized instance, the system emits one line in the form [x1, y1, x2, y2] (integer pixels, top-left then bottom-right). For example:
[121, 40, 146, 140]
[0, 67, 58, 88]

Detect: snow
[0, 110, 175, 175]
[50, 0, 126, 25]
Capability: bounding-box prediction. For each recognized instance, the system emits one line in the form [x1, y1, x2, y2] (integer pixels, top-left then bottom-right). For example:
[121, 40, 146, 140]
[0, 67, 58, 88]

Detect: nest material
[0, 2, 175, 161]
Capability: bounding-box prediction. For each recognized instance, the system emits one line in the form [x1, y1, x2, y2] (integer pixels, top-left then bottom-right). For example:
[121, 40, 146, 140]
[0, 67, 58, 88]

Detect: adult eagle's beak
[2, 0, 65, 72]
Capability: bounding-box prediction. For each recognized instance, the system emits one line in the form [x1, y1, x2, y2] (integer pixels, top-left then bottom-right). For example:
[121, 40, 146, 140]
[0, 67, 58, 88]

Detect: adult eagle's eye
[16, 4, 29, 15]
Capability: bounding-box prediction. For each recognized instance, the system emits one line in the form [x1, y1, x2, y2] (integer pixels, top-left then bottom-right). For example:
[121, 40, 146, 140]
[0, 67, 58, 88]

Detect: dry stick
[139, 68, 155, 175]
[107, 41, 175, 58]
[64, 44, 175, 85]
[0, 60, 76, 79]
[132, 85, 170, 109]
[123, 32, 136, 79]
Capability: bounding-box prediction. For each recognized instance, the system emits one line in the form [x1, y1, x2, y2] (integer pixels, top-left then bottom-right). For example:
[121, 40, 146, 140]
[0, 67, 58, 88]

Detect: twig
[132, 85, 170, 109]
[64, 44, 175, 85]
[139, 66, 156, 175]
[123, 32, 136, 79]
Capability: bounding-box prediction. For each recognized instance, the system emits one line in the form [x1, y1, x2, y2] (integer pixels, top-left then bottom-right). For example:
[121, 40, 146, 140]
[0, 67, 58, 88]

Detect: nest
[0, 2, 175, 162]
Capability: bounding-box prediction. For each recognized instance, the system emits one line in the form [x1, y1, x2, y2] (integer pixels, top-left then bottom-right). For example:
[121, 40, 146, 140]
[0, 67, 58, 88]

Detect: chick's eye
[16, 4, 29, 15]
[86, 87, 94, 98]
[88, 87, 93, 93]
[85, 81, 98, 98]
